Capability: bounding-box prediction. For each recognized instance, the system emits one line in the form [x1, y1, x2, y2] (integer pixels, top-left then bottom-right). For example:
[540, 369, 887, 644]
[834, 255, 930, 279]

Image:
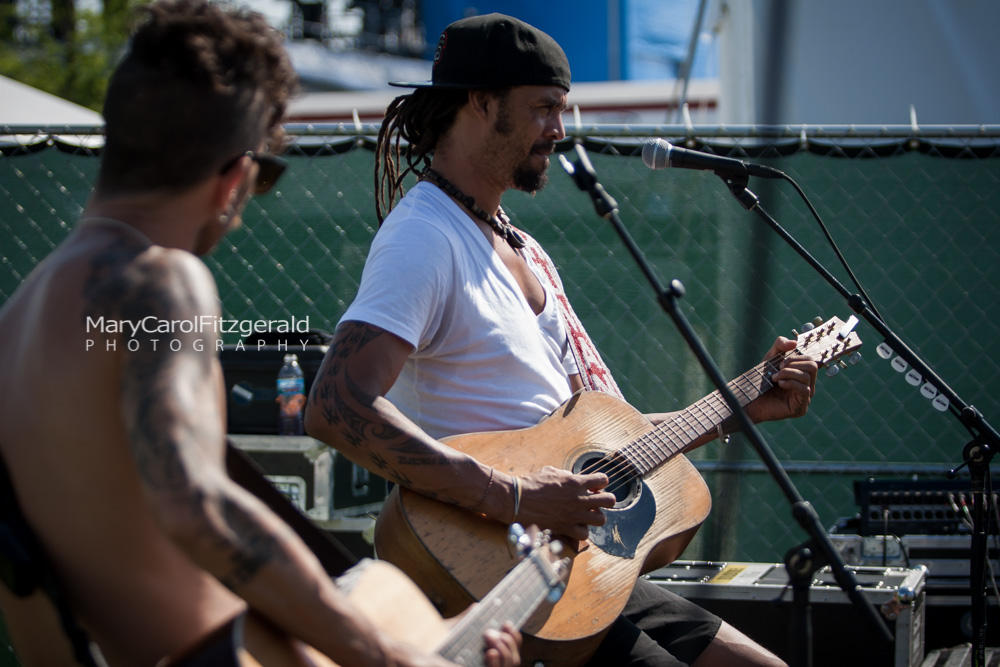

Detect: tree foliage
[0, 0, 148, 112]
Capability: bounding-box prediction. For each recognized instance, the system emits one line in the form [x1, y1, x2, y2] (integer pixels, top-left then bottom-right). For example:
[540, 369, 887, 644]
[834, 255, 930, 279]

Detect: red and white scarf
[519, 230, 625, 400]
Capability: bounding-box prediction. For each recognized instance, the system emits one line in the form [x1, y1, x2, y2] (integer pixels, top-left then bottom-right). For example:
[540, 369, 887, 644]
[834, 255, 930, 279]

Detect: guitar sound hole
[572, 452, 640, 509]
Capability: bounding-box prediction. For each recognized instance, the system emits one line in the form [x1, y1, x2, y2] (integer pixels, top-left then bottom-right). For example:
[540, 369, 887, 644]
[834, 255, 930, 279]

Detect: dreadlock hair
[374, 88, 472, 224]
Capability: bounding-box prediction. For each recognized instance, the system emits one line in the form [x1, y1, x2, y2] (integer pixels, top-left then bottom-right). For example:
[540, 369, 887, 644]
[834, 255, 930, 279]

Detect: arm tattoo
[83, 237, 200, 493]
[313, 322, 463, 502]
[84, 236, 291, 590]
[216, 495, 287, 590]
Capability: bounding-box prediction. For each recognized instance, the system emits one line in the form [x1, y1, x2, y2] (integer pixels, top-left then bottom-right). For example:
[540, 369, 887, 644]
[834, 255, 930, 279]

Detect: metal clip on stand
[718, 167, 998, 667]
[559, 144, 893, 667]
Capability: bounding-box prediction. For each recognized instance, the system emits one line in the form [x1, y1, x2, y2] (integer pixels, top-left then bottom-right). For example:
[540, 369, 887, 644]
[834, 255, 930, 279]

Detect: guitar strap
[518, 229, 625, 400]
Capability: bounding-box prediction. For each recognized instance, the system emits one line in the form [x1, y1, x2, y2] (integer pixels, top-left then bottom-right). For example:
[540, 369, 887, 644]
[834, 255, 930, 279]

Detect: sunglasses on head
[220, 151, 288, 195]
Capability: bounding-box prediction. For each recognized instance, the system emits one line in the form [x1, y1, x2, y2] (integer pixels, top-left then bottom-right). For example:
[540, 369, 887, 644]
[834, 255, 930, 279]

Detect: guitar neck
[623, 354, 785, 476]
[436, 548, 561, 666]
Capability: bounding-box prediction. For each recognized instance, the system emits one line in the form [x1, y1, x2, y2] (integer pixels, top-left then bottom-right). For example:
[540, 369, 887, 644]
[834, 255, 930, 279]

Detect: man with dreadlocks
[307, 13, 817, 667]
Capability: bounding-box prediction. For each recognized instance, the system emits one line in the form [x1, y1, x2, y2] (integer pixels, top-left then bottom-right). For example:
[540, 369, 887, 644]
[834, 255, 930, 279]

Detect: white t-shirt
[341, 182, 577, 439]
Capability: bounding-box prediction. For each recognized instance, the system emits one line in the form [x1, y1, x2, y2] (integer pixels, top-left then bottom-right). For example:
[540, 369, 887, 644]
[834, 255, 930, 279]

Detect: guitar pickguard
[588, 480, 656, 558]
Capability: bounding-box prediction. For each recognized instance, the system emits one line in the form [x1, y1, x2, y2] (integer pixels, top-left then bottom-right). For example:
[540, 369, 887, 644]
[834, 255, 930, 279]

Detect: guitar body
[167, 541, 570, 667]
[164, 560, 453, 667]
[375, 390, 712, 666]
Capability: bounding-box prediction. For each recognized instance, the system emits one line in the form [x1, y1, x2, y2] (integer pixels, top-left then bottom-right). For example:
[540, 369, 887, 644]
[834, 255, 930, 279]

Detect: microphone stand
[717, 169, 998, 667]
[559, 144, 893, 667]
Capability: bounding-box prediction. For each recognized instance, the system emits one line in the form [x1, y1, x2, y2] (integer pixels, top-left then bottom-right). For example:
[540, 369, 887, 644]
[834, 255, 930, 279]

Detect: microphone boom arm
[720, 173, 1000, 451]
[560, 144, 893, 663]
[720, 172, 997, 666]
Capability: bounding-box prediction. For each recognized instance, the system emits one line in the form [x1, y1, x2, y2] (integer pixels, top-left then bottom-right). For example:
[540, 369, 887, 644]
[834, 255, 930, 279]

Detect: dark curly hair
[98, 0, 298, 195]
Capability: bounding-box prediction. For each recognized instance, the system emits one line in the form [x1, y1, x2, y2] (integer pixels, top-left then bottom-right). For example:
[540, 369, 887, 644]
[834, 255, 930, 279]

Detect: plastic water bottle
[276, 353, 305, 435]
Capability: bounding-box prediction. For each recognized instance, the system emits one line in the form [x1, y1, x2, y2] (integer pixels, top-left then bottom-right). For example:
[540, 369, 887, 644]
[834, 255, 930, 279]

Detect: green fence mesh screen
[2, 123, 998, 564]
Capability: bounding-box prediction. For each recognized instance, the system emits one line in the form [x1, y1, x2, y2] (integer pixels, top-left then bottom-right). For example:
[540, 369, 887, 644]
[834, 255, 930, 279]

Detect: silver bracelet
[512, 476, 522, 523]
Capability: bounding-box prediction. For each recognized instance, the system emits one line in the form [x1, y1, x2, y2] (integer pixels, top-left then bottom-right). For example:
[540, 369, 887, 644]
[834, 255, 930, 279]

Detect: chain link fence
[2, 123, 999, 566]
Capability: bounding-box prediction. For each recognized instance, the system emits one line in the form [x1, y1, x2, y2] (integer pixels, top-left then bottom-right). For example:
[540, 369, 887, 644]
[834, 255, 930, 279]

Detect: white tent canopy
[0, 74, 103, 127]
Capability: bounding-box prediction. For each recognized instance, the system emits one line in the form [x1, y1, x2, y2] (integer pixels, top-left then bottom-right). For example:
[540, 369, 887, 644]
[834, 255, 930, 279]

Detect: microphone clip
[717, 171, 759, 212]
[559, 143, 619, 220]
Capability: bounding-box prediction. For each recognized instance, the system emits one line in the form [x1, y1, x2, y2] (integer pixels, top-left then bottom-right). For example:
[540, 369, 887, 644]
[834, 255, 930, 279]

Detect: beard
[511, 147, 551, 193]
[493, 97, 554, 194]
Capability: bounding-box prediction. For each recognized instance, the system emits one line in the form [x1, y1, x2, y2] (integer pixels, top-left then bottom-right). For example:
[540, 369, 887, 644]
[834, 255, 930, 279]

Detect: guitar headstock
[794, 315, 863, 369]
[508, 523, 570, 603]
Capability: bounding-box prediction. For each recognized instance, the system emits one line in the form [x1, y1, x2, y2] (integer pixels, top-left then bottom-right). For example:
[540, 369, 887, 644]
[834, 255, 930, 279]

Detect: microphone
[642, 138, 785, 179]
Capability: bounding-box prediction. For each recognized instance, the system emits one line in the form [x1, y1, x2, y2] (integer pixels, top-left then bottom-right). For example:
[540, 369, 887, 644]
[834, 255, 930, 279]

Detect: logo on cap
[432, 31, 448, 70]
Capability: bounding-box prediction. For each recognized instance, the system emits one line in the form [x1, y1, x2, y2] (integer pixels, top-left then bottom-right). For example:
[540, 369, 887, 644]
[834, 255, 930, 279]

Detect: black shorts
[584, 577, 723, 666]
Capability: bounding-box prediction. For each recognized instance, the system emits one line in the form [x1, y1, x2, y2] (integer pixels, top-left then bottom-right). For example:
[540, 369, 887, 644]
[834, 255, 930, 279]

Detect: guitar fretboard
[436, 548, 562, 666]
[613, 315, 861, 478]
[620, 354, 785, 476]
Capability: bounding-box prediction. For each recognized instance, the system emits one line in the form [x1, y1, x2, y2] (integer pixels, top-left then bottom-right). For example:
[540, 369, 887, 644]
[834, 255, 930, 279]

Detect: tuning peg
[507, 523, 527, 555]
[812, 316, 824, 327]
[890, 357, 908, 373]
[517, 532, 533, 552]
[549, 540, 564, 556]
[905, 369, 921, 386]
[825, 364, 840, 377]
[876, 342, 893, 359]
[848, 352, 862, 365]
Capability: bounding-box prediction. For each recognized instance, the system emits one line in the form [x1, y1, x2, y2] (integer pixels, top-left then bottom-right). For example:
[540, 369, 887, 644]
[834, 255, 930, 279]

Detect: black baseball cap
[389, 13, 571, 91]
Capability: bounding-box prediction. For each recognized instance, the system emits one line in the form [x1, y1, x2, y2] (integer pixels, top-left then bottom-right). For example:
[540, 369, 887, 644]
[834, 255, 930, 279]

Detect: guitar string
[577, 353, 787, 497]
[610, 358, 779, 485]
[592, 361, 779, 497]
[620, 356, 781, 487]
[446, 554, 548, 640]
[579, 376, 773, 497]
[577, 322, 843, 496]
[438, 553, 552, 659]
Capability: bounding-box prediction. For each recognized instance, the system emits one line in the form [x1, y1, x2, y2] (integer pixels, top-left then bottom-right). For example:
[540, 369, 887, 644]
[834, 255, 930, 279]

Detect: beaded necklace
[421, 167, 525, 249]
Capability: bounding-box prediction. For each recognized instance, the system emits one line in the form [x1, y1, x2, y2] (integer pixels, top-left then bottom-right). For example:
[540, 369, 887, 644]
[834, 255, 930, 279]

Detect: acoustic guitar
[373, 316, 863, 666]
[164, 526, 568, 667]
